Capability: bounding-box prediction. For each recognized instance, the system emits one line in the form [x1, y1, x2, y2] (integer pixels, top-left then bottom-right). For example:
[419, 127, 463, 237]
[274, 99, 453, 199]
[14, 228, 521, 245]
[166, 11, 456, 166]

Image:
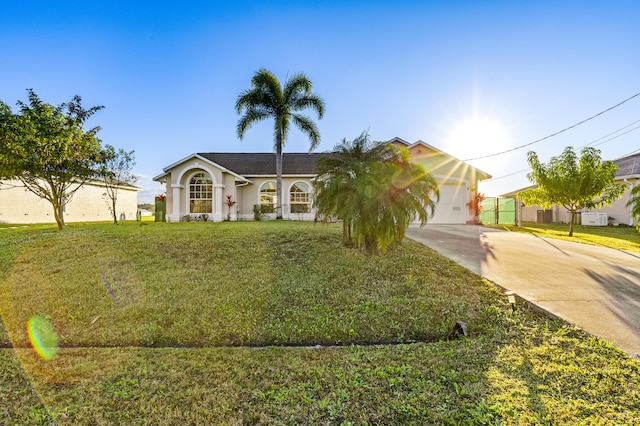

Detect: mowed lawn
[486, 221, 640, 253]
[1, 221, 639, 425]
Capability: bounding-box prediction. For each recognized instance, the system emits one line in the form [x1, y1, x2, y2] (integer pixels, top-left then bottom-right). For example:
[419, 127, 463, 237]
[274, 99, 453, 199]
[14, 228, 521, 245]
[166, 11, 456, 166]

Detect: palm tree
[314, 132, 389, 243]
[314, 132, 439, 253]
[627, 185, 640, 230]
[236, 69, 325, 219]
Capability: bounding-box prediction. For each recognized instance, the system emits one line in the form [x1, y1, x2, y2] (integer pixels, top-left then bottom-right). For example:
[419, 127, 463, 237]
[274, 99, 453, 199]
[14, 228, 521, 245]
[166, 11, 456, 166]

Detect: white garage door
[428, 185, 467, 224]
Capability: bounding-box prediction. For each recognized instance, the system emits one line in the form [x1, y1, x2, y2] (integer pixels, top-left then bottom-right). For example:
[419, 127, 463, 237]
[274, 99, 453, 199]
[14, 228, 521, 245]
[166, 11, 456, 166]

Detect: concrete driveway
[406, 224, 640, 357]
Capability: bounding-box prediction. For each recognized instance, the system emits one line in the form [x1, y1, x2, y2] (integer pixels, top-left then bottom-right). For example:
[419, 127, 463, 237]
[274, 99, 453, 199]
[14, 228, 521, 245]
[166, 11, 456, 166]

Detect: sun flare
[449, 117, 510, 159]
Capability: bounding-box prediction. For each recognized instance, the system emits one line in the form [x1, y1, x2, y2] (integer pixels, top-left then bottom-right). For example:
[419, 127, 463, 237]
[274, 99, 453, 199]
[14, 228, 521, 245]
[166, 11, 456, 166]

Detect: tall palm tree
[236, 69, 325, 219]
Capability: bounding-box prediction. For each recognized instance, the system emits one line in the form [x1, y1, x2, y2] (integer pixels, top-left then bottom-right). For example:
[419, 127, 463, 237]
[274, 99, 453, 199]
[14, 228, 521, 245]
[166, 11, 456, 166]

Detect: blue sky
[2, 1, 639, 203]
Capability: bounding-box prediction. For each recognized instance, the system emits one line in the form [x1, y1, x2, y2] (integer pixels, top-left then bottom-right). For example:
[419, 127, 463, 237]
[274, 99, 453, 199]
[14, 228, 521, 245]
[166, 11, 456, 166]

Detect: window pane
[189, 172, 213, 213]
[289, 181, 310, 214]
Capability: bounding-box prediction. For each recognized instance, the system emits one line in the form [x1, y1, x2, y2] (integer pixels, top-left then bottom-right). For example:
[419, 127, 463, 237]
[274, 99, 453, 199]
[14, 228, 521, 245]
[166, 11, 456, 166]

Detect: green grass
[0, 221, 489, 348]
[486, 221, 640, 253]
[1, 221, 640, 424]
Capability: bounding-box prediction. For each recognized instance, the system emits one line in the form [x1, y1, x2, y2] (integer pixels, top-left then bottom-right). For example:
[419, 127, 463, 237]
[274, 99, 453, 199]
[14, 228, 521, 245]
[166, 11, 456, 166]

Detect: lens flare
[27, 315, 59, 359]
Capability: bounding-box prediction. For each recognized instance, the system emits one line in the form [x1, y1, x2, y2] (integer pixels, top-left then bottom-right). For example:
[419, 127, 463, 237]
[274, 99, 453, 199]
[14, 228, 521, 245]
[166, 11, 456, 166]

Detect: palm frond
[283, 73, 312, 99]
[237, 108, 271, 140]
[291, 114, 321, 152]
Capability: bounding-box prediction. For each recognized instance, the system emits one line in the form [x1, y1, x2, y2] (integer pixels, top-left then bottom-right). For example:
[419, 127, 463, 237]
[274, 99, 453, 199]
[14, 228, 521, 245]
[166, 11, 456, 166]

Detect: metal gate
[478, 197, 516, 225]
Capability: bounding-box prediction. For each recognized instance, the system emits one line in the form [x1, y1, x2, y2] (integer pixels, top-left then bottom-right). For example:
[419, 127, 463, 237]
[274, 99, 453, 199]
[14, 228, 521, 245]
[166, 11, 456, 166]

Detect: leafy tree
[314, 132, 439, 253]
[519, 146, 626, 236]
[236, 69, 325, 219]
[0, 89, 104, 229]
[627, 184, 640, 230]
[100, 145, 138, 224]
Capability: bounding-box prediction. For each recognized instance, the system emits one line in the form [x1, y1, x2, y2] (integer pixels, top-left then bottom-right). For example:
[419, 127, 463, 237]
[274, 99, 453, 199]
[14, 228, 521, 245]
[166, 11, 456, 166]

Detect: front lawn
[1, 221, 639, 424]
[486, 221, 640, 252]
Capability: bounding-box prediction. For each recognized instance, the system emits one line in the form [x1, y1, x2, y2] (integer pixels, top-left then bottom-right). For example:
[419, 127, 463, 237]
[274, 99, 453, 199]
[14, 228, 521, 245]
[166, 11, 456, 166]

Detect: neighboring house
[153, 138, 492, 224]
[502, 152, 640, 226]
[0, 179, 139, 224]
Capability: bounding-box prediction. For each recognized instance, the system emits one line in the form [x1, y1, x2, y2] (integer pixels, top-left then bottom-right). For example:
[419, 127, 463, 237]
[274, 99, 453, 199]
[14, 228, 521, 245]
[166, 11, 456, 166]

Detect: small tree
[100, 145, 137, 224]
[224, 195, 236, 221]
[0, 90, 104, 229]
[519, 146, 626, 236]
[466, 192, 485, 224]
[314, 132, 439, 253]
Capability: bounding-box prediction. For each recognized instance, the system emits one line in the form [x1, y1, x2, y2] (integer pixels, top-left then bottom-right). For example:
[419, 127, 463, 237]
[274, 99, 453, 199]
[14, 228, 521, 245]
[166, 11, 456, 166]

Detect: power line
[618, 148, 640, 158]
[482, 118, 640, 182]
[578, 118, 640, 146]
[484, 167, 530, 181]
[579, 123, 640, 149]
[463, 91, 640, 161]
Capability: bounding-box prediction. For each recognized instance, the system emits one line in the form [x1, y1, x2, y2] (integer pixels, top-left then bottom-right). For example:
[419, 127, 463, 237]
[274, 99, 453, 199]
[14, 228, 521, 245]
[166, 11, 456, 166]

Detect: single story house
[0, 179, 139, 224]
[502, 152, 639, 226]
[153, 138, 492, 224]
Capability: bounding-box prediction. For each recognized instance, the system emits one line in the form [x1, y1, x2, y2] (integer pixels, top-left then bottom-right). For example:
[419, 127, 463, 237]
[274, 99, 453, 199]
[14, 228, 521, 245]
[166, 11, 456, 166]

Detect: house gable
[387, 137, 492, 188]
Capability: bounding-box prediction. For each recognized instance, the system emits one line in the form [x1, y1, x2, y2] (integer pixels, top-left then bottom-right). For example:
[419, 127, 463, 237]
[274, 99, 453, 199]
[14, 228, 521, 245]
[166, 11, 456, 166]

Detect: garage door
[428, 185, 467, 224]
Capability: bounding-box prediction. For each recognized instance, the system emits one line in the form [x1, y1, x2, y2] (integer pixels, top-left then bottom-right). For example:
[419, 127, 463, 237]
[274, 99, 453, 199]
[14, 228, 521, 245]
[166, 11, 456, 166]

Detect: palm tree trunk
[276, 129, 284, 220]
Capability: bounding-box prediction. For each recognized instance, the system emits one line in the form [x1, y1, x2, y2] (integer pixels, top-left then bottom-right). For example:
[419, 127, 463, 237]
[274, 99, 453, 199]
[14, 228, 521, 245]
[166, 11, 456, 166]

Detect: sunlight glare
[449, 117, 510, 159]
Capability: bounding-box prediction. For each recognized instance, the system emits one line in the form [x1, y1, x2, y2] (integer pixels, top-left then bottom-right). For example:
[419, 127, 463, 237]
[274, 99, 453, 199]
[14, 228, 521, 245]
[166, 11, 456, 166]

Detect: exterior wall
[238, 176, 316, 221]
[163, 157, 225, 222]
[0, 179, 138, 224]
[585, 178, 638, 226]
[404, 145, 480, 224]
[520, 204, 572, 223]
[160, 157, 317, 222]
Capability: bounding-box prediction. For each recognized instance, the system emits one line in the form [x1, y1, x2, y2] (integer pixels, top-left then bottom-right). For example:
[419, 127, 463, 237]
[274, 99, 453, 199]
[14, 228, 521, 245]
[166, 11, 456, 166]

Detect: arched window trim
[259, 181, 277, 214]
[289, 180, 311, 214]
[189, 171, 213, 214]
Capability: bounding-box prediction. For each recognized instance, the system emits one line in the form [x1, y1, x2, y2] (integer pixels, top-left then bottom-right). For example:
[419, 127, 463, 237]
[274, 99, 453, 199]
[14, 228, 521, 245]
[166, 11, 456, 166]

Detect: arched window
[189, 172, 213, 213]
[259, 181, 277, 213]
[290, 181, 311, 213]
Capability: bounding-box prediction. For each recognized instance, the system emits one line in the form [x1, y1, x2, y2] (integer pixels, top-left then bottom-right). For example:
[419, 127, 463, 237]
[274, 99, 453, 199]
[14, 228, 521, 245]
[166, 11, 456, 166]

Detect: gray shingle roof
[196, 153, 325, 175]
[613, 152, 640, 177]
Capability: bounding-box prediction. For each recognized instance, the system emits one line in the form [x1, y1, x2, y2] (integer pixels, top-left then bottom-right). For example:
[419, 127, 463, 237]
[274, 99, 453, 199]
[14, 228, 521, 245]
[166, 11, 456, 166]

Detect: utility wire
[618, 147, 640, 158]
[463, 91, 640, 161]
[578, 120, 640, 149]
[482, 118, 640, 182]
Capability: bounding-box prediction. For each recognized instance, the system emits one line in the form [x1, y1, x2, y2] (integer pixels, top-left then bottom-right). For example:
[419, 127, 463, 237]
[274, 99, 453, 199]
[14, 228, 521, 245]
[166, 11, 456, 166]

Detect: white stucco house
[153, 138, 492, 224]
[0, 179, 139, 224]
[503, 152, 639, 226]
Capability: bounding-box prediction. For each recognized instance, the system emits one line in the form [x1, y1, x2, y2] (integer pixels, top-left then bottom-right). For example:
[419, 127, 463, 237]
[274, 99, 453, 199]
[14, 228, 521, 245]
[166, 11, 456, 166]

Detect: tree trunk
[53, 202, 64, 230]
[568, 208, 575, 237]
[342, 220, 349, 243]
[112, 197, 118, 224]
[275, 129, 284, 220]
